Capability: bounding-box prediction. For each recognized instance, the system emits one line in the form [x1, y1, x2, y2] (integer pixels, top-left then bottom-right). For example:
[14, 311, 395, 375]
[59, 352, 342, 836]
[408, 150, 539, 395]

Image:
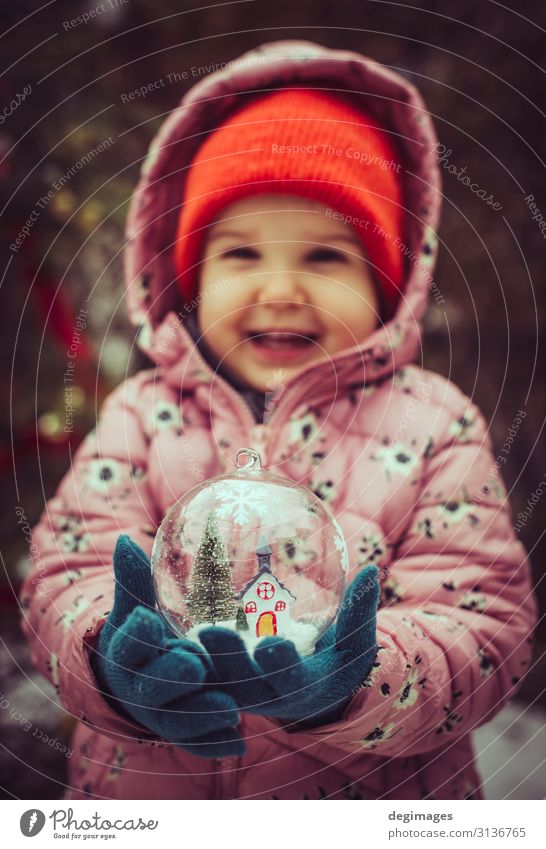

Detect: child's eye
[222, 247, 260, 260]
[307, 247, 348, 263]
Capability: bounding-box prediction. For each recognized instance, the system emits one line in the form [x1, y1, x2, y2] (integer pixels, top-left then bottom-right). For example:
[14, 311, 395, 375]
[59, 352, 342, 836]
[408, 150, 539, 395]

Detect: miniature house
[235, 536, 296, 637]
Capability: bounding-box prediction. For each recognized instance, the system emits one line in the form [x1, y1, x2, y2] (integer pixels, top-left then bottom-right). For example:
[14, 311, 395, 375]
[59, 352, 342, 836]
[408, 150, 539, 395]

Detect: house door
[256, 612, 277, 637]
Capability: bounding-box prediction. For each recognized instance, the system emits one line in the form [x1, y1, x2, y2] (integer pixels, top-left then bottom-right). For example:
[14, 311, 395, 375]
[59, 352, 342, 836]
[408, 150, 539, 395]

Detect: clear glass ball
[151, 448, 348, 655]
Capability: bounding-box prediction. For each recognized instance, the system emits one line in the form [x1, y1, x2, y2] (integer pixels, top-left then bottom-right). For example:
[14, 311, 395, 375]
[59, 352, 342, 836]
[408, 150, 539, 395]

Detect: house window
[275, 601, 286, 612]
[245, 601, 257, 613]
[257, 581, 275, 600]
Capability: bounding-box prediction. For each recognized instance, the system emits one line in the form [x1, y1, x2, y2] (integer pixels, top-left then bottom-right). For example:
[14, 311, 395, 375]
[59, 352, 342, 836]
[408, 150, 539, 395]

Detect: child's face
[196, 194, 380, 393]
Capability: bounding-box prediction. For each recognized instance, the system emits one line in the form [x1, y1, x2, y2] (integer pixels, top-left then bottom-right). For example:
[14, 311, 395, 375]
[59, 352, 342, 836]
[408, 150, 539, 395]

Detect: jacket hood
[123, 40, 442, 408]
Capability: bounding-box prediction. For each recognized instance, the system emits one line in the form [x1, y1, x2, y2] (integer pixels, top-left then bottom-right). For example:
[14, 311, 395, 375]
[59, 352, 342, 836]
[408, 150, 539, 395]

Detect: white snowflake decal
[213, 480, 275, 526]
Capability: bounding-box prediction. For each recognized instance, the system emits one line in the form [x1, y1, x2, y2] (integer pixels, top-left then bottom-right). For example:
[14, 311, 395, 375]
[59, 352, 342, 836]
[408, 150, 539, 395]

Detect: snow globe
[151, 448, 348, 655]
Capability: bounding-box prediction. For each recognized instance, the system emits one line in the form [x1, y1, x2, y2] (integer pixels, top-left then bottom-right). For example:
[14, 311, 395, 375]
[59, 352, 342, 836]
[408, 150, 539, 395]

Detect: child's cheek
[198, 287, 242, 340]
[198, 265, 248, 325]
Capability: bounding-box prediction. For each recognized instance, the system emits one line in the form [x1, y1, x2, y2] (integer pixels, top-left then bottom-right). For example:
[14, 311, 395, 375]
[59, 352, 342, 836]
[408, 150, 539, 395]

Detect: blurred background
[1, 0, 544, 798]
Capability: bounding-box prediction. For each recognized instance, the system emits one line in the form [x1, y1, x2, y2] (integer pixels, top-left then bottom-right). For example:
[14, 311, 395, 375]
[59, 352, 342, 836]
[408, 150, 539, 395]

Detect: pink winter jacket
[20, 40, 537, 800]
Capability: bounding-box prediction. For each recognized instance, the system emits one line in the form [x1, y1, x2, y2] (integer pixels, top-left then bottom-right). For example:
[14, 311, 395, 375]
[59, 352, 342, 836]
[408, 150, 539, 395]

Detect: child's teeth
[260, 335, 309, 347]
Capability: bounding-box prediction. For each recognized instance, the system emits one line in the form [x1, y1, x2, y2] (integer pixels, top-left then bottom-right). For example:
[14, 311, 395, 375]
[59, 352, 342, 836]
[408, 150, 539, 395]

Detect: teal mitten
[91, 535, 244, 757]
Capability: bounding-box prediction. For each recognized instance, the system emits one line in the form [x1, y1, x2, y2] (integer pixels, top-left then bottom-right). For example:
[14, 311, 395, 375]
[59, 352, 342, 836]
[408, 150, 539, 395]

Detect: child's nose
[255, 269, 307, 305]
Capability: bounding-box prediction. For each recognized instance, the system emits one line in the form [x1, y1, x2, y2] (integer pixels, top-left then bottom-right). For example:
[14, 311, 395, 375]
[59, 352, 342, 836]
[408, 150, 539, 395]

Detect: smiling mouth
[245, 331, 319, 349]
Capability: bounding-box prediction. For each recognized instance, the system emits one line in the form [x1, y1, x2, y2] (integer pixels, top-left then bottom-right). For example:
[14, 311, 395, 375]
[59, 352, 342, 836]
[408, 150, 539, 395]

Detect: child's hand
[91, 535, 245, 757]
[199, 565, 380, 728]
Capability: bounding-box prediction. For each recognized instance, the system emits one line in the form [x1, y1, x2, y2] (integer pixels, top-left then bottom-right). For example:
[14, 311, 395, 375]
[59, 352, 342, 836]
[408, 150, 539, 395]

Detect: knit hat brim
[174, 88, 405, 318]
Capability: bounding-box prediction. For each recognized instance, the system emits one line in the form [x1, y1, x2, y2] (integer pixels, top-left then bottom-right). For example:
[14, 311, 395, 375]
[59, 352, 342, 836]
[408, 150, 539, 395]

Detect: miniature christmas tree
[186, 510, 237, 625]
[235, 605, 249, 632]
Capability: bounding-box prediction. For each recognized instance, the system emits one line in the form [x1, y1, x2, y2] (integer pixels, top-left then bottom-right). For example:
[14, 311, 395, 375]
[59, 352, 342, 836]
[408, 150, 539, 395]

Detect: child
[20, 40, 537, 800]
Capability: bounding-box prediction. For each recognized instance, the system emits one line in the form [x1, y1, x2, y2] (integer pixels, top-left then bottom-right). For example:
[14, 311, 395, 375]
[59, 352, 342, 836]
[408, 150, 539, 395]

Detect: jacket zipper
[211, 369, 294, 469]
[216, 358, 338, 466]
[214, 755, 239, 799]
[180, 317, 363, 462]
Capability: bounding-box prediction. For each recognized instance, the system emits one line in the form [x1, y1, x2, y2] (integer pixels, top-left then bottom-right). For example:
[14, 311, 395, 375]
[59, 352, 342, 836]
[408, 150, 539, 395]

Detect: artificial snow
[186, 617, 321, 656]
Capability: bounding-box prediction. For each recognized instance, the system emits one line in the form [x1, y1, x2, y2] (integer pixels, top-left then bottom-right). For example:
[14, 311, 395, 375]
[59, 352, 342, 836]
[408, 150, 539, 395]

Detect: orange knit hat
[174, 88, 405, 317]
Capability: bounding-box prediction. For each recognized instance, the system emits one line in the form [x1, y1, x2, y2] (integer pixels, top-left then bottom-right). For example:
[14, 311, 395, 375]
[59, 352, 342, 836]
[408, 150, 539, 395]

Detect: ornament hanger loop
[234, 447, 263, 472]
